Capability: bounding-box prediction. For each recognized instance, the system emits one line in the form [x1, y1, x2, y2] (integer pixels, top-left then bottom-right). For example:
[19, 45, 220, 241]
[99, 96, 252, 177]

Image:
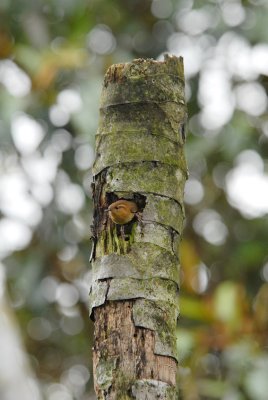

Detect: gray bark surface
[90, 55, 187, 399]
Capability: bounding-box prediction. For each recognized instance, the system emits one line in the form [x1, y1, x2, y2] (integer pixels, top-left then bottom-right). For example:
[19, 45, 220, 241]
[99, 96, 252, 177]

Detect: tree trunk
[90, 55, 188, 399]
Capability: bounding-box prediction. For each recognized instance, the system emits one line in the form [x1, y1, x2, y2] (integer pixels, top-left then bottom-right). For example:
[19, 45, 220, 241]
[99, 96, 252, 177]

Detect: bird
[108, 199, 138, 225]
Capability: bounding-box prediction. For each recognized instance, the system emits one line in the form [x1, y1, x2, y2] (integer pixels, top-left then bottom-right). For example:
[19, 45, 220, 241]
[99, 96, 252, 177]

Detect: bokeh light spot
[11, 114, 46, 155]
[56, 183, 85, 215]
[0, 218, 32, 257]
[87, 25, 116, 55]
[184, 178, 204, 205]
[151, 0, 173, 19]
[74, 144, 95, 170]
[0, 60, 31, 97]
[56, 283, 79, 308]
[27, 317, 52, 341]
[193, 209, 228, 245]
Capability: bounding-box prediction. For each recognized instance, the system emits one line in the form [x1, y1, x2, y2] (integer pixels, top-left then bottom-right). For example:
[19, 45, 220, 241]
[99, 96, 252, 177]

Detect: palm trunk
[90, 55, 188, 399]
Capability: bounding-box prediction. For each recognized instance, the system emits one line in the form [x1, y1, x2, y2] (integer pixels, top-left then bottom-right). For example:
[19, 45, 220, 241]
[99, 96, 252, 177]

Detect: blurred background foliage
[0, 0, 268, 399]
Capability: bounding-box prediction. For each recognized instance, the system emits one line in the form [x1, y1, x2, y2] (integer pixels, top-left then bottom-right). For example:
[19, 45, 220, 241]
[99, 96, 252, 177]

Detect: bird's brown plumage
[108, 200, 138, 225]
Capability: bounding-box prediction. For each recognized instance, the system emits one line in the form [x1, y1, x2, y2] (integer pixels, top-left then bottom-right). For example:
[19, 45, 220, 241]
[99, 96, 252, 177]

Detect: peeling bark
[90, 56, 187, 399]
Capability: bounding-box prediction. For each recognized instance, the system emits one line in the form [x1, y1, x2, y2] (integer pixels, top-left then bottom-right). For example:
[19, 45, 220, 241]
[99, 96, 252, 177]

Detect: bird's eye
[115, 206, 119, 210]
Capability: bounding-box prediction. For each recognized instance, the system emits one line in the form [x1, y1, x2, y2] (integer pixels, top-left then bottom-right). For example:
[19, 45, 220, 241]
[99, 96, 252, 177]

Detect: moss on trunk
[90, 55, 187, 399]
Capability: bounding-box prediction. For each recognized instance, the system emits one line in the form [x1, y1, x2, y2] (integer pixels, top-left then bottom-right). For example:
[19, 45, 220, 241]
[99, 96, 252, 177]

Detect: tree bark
[90, 56, 187, 399]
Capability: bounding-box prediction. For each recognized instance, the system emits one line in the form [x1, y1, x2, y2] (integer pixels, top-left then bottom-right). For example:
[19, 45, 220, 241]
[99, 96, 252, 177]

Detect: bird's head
[108, 200, 137, 225]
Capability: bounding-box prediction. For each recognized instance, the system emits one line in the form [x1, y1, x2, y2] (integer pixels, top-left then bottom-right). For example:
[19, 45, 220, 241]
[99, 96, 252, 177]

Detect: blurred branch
[0, 263, 42, 400]
[15, 45, 88, 90]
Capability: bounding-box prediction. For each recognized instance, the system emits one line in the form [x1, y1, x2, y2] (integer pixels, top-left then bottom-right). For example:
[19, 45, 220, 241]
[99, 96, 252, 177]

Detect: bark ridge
[90, 55, 187, 399]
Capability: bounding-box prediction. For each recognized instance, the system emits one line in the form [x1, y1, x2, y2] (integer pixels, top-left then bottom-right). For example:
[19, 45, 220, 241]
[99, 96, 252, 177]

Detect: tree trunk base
[93, 301, 177, 399]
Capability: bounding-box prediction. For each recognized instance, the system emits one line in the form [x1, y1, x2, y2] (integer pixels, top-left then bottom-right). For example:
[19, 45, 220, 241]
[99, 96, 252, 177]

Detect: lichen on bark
[132, 379, 178, 400]
[91, 55, 187, 399]
[92, 242, 180, 283]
